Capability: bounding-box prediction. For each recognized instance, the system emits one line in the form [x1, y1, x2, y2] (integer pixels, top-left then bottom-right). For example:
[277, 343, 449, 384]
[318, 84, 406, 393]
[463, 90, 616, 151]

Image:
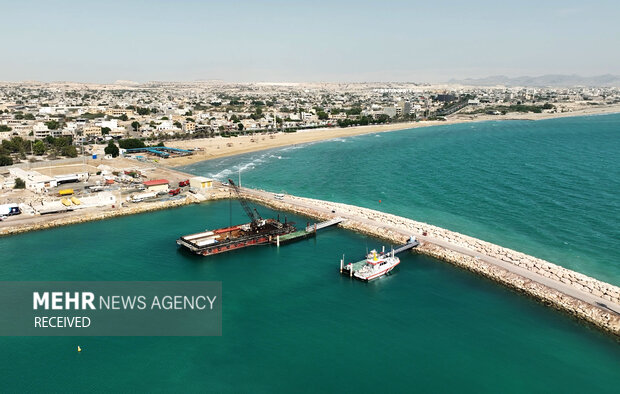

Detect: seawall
[0, 196, 197, 237]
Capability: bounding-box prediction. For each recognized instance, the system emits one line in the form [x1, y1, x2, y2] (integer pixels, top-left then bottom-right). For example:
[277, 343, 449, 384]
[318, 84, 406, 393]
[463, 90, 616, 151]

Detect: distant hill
[448, 74, 620, 87]
[113, 80, 140, 86]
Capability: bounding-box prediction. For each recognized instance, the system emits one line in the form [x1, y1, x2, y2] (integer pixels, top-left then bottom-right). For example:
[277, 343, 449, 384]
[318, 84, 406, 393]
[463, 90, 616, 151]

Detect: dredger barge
[177, 179, 296, 256]
[177, 217, 297, 256]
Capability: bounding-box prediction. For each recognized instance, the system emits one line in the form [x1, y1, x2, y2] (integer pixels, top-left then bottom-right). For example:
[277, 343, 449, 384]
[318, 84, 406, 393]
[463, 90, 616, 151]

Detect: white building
[9, 168, 58, 193]
[156, 120, 174, 131]
[189, 176, 213, 191]
[33, 122, 51, 139]
[96, 119, 125, 137]
[97, 119, 118, 129]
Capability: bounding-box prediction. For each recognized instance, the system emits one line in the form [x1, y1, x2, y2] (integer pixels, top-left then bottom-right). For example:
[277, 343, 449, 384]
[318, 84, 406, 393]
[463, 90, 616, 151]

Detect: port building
[143, 179, 169, 192]
[189, 176, 213, 191]
[9, 168, 57, 193]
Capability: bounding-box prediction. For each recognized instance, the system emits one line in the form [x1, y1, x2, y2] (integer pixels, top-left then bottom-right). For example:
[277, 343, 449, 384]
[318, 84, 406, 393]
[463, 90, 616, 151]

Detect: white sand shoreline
[159, 104, 620, 167]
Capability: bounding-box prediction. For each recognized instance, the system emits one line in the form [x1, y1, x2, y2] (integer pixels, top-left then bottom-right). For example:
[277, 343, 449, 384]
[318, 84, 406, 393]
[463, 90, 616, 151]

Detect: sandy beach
[163, 103, 620, 167]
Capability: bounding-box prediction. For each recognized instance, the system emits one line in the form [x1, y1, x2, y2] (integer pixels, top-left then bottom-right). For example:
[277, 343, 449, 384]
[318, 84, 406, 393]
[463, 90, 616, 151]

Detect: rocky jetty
[241, 192, 620, 336]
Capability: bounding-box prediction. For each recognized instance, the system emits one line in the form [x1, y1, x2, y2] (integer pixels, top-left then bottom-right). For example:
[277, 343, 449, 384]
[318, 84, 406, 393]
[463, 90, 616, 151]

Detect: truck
[58, 189, 74, 196]
[0, 203, 20, 216]
[179, 179, 190, 187]
[168, 188, 181, 196]
[131, 192, 157, 203]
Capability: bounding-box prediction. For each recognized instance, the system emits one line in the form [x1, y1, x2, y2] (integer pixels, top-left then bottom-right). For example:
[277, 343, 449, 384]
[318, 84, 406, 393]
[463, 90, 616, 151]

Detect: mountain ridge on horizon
[448, 74, 620, 87]
[3, 74, 620, 87]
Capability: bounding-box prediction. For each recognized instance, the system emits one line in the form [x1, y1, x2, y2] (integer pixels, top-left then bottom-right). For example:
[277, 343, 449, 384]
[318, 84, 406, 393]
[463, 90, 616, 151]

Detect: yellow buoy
[77, 346, 82, 352]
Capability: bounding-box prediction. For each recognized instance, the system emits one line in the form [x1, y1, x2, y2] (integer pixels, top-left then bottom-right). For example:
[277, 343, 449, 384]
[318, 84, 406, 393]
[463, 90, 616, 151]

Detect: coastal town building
[83, 125, 102, 137]
[1, 80, 619, 168]
[143, 179, 169, 192]
[9, 168, 57, 193]
[105, 108, 134, 117]
[189, 176, 213, 191]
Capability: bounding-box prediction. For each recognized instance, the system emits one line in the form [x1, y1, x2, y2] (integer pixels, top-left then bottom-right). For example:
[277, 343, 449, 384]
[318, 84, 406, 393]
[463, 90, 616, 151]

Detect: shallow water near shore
[0, 202, 619, 392]
[179, 114, 620, 286]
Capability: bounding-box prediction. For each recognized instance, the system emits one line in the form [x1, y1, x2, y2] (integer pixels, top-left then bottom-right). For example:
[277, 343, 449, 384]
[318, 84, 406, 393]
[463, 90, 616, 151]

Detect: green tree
[131, 121, 140, 131]
[237, 123, 244, 131]
[118, 138, 146, 149]
[52, 136, 72, 148]
[104, 141, 119, 157]
[45, 120, 60, 130]
[61, 145, 78, 158]
[82, 112, 105, 119]
[24, 113, 36, 120]
[119, 114, 128, 121]
[2, 139, 16, 152]
[33, 140, 46, 155]
[101, 127, 111, 135]
[174, 121, 182, 129]
[346, 107, 362, 116]
[317, 111, 328, 120]
[0, 155, 13, 166]
[14, 177, 26, 188]
[250, 107, 263, 120]
[0, 125, 11, 132]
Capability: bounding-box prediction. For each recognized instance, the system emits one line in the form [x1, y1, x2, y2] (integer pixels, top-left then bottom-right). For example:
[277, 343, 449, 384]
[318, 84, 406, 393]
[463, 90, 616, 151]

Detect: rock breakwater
[240, 190, 620, 336]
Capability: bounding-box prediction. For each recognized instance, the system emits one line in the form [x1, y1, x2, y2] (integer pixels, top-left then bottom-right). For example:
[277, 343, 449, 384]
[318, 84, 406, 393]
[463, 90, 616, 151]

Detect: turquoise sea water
[179, 114, 620, 285]
[1, 203, 619, 392]
[1, 115, 619, 392]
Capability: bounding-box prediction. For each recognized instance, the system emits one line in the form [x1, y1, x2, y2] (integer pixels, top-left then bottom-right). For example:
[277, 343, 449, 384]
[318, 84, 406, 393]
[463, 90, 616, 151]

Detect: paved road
[242, 187, 620, 316]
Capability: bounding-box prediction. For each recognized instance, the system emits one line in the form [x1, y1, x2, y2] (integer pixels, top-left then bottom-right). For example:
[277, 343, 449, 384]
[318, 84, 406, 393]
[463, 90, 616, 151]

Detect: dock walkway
[306, 217, 343, 232]
[275, 217, 345, 245]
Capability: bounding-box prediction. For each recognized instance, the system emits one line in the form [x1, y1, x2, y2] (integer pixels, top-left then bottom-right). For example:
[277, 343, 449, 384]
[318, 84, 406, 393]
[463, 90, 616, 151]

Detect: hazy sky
[2, 0, 619, 83]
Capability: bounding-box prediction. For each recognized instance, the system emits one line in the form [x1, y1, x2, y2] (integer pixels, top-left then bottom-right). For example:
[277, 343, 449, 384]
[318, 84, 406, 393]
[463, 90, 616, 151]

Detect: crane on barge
[176, 179, 297, 256]
[227, 178, 264, 231]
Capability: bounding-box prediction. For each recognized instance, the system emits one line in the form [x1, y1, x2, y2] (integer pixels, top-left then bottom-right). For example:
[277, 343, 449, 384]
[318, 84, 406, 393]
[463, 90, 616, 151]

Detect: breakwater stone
[241, 192, 620, 336]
